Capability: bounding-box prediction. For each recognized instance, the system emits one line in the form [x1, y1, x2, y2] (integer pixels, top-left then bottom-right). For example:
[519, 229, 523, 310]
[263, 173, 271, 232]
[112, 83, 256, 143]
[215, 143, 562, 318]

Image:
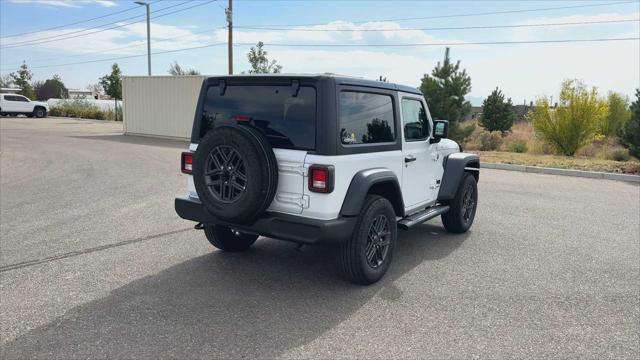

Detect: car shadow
[1, 223, 469, 359]
[70, 134, 189, 149]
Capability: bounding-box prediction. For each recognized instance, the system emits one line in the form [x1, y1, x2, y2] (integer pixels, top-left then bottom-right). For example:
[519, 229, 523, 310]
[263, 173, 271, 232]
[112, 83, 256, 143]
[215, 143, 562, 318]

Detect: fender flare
[340, 168, 404, 217]
[437, 152, 480, 201]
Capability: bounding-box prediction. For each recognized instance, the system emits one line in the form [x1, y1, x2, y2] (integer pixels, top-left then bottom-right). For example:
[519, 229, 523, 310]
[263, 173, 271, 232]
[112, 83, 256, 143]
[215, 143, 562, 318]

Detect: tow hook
[194, 222, 204, 230]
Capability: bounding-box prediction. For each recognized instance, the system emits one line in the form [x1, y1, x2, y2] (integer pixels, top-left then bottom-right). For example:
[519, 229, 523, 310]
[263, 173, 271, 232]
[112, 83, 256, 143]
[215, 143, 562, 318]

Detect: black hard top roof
[205, 73, 422, 95]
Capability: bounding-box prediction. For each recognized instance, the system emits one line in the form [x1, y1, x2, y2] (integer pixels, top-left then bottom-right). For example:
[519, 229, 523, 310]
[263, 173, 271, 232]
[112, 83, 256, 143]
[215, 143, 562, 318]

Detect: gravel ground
[1, 117, 638, 359]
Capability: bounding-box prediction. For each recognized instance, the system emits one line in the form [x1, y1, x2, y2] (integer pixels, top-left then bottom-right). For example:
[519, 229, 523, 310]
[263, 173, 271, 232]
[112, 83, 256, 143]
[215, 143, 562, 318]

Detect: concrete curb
[481, 163, 640, 183]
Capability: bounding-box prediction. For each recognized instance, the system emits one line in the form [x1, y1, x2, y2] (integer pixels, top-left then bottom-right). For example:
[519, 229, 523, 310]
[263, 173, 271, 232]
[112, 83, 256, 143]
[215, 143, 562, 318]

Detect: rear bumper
[175, 196, 356, 244]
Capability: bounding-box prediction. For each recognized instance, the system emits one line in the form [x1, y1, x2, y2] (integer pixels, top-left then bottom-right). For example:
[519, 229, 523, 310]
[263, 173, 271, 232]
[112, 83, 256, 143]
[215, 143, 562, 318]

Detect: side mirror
[430, 120, 449, 143]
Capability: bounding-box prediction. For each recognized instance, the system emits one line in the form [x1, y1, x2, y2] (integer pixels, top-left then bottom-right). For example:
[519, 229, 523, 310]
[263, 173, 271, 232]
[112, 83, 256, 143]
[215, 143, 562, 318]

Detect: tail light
[181, 152, 193, 174]
[308, 165, 334, 193]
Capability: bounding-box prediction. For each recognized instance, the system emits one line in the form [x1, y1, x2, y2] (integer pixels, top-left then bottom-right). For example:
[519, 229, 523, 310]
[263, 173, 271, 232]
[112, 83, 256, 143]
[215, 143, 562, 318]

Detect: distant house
[0, 87, 21, 94]
[68, 89, 95, 99]
[464, 106, 483, 121]
[513, 104, 533, 121]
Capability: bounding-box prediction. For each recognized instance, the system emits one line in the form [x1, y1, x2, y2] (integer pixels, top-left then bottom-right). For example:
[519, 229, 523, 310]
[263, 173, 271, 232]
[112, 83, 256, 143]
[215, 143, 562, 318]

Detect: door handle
[404, 155, 416, 163]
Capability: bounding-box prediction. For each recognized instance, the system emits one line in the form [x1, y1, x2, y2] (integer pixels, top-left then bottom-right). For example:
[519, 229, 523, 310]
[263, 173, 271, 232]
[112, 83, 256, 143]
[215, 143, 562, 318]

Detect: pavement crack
[0, 228, 192, 273]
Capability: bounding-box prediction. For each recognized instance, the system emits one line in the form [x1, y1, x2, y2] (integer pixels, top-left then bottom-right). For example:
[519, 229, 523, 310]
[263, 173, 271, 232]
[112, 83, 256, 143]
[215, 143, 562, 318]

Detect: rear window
[202, 85, 316, 150]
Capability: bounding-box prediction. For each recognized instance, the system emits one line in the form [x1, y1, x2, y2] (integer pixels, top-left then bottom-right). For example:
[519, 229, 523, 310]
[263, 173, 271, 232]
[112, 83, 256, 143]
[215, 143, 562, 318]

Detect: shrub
[478, 130, 502, 151]
[531, 79, 607, 156]
[49, 99, 118, 121]
[598, 92, 630, 137]
[611, 149, 631, 162]
[507, 139, 528, 153]
[449, 121, 476, 143]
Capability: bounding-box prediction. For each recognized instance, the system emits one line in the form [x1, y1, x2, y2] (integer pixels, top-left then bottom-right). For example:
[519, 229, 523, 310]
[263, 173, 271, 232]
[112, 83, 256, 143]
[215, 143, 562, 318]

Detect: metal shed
[122, 75, 206, 139]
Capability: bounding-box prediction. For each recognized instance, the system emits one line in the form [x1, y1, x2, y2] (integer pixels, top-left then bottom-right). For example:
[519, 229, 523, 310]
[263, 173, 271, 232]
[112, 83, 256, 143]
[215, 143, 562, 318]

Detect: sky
[0, 0, 638, 105]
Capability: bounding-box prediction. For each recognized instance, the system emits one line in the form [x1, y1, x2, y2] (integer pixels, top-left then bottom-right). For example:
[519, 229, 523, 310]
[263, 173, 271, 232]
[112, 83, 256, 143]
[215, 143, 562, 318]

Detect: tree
[9, 61, 35, 99]
[99, 63, 122, 99]
[168, 61, 201, 75]
[377, 76, 388, 82]
[598, 92, 630, 137]
[531, 79, 607, 156]
[34, 74, 68, 100]
[246, 42, 282, 74]
[620, 89, 640, 158]
[480, 87, 515, 133]
[419, 47, 472, 141]
[0, 74, 14, 88]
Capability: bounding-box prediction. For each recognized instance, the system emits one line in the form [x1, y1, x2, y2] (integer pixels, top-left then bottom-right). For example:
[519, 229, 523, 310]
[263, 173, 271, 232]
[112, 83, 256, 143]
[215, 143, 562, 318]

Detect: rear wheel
[441, 172, 478, 233]
[204, 225, 258, 252]
[340, 195, 397, 285]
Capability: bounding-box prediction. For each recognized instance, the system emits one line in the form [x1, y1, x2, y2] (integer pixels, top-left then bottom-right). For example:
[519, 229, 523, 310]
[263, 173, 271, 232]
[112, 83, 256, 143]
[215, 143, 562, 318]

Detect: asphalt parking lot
[1, 116, 638, 359]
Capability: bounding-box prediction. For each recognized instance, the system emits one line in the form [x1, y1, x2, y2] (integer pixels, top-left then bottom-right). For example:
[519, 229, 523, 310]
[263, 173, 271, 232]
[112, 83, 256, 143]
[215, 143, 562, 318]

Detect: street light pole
[135, 1, 151, 76]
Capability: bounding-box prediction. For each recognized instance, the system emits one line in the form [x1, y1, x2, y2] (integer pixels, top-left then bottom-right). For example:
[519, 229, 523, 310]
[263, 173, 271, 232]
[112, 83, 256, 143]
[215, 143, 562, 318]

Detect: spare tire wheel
[193, 125, 278, 223]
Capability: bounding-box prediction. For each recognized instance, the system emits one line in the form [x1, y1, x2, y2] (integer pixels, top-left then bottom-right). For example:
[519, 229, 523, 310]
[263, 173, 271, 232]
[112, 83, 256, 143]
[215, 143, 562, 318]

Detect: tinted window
[4, 95, 18, 101]
[401, 98, 430, 141]
[15, 96, 29, 102]
[202, 85, 316, 150]
[340, 91, 395, 145]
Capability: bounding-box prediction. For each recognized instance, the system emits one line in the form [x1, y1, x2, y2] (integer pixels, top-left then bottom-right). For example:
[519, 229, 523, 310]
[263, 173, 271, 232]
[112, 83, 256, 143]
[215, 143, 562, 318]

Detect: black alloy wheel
[365, 214, 391, 269]
[204, 145, 247, 203]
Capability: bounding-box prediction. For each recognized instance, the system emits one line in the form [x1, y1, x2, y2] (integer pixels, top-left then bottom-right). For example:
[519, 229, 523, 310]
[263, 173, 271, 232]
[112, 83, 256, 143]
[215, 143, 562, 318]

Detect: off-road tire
[340, 195, 397, 285]
[204, 225, 258, 252]
[441, 172, 477, 233]
[193, 125, 278, 223]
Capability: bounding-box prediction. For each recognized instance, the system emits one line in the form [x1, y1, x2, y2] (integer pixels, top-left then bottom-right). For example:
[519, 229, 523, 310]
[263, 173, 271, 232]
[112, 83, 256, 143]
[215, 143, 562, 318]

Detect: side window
[4, 95, 17, 101]
[401, 98, 430, 141]
[339, 91, 395, 145]
[16, 96, 29, 102]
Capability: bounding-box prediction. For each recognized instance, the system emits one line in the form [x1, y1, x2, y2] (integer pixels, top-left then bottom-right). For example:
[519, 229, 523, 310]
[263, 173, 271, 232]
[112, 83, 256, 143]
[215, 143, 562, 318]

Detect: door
[400, 97, 442, 210]
[2, 95, 21, 112]
[13, 95, 31, 112]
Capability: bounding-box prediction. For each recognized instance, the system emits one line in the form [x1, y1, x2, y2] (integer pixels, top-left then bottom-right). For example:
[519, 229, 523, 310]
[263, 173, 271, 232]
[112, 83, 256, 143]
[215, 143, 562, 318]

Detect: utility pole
[135, 1, 151, 76]
[226, 0, 233, 74]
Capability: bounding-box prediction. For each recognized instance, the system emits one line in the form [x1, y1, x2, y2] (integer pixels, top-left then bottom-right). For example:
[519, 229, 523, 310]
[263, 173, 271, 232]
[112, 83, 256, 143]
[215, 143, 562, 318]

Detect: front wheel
[441, 172, 478, 233]
[34, 107, 46, 118]
[340, 195, 397, 285]
[203, 224, 258, 252]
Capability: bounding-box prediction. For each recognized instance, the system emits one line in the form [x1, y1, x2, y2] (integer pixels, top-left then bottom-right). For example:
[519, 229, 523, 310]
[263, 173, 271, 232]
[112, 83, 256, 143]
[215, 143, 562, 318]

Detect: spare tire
[193, 125, 278, 223]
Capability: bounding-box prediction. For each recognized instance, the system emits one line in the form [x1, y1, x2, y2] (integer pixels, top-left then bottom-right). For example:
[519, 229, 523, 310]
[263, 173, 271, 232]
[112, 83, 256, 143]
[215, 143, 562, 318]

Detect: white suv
[175, 74, 479, 284]
[0, 94, 49, 118]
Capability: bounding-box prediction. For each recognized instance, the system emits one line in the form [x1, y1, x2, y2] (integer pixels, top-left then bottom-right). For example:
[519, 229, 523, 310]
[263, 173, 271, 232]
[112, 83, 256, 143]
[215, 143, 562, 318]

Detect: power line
[0, 1, 217, 49]
[237, 0, 638, 27]
[1, 4, 143, 38]
[0, 1, 182, 46]
[6, 16, 637, 67]
[3, 36, 636, 72]
[236, 18, 639, 32]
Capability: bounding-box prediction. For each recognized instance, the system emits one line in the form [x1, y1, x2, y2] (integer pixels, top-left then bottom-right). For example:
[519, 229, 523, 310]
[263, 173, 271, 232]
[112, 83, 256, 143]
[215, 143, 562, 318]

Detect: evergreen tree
[419, 48, 472, 126]
[480, 87, 515, 133]
[168, 61, 201, 75]
[621, 89, 640, 158]
[9, 61, 35, 99]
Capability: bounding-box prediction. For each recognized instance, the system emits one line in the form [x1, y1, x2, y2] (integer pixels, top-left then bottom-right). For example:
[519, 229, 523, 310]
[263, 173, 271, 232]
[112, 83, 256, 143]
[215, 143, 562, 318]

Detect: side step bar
[398, 205, 450, 230]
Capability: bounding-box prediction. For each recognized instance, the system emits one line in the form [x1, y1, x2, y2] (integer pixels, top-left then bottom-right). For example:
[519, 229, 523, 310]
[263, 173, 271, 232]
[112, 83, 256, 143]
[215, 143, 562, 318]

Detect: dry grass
[472, 151, 640, 174]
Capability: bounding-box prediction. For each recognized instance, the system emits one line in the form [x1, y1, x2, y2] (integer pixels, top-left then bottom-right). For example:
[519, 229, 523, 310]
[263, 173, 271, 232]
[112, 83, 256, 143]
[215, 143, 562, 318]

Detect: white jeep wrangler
[175, 74, 479, 284]
[0, 94, 48, 118]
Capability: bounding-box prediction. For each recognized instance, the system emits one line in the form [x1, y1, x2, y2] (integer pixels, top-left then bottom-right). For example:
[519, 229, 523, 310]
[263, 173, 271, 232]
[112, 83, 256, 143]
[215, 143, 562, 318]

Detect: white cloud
[0, 23, 210, 56]
[10, 0, 117, 8]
